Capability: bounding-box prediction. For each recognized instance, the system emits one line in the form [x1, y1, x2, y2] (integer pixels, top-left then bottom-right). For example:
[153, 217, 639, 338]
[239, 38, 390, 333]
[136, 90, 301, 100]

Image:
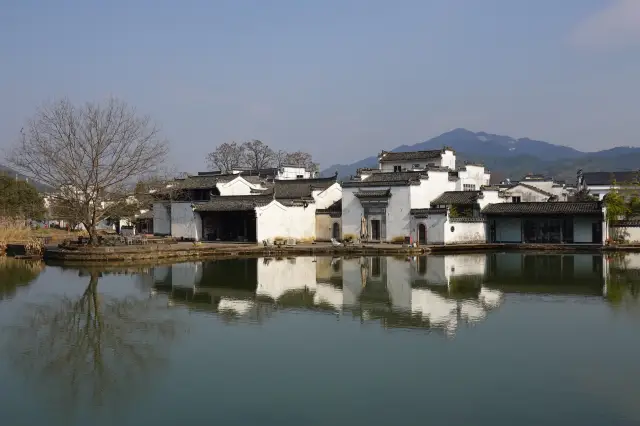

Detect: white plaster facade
[378, 149, 456, 172]
[343, 148, 495, 243]
[503, 183, 552, 202]
[342, 185, 413, 241]
[153, 202, 171, 235]
[255, 201, 316, 242]
[454, 165, 491, 191]
[216, 176, 265, 196]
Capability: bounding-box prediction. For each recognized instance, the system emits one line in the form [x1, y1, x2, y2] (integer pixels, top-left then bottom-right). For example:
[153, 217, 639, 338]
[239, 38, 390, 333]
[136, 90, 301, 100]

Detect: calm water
[1, 253, 640, 425]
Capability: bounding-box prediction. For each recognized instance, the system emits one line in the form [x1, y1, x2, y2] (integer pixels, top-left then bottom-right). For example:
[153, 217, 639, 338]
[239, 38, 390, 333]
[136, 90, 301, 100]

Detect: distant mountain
[321, 129, 640, 184]
[0, 165, 53, 193]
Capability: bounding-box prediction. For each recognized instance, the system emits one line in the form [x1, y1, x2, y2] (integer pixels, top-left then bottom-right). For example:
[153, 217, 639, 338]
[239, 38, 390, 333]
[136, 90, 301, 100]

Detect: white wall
[445, 220, 486, 244]
[217, 176, 261, 196]
[153, 202, 171, 235]
[171, 203, 202, 240]
[256, 201, 316, 241]
[457, 165, 490, 190]
[313, 182, 342, 209]
[478, 190, 507, 210]
[441, 150, 456, 170]
[503, 185, 550, 202]
[615, 226, 640, 243]
[494, 217, 522, 242]
[279, 166, 311, 180]
[425, 213, 446, 244]
[342, 185, 412, 242]
[444, 254, 487, 278]
[409, 171, 455, 209]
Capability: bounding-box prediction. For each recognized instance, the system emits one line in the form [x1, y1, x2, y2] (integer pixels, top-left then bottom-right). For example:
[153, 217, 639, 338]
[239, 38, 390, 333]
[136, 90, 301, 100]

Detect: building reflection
[148, 252, 640, 335]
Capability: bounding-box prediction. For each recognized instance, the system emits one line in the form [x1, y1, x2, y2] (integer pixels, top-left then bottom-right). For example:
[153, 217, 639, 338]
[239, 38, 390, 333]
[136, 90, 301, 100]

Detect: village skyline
[2, 1, 640, 172]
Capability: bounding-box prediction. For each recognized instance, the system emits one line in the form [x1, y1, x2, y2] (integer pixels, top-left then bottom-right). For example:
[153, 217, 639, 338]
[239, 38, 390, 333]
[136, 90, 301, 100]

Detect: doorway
[592, 222, 602, 243]
[418, 223, 427, 244]
[371, 220, 381, 241]
[332, 222, 340, 239]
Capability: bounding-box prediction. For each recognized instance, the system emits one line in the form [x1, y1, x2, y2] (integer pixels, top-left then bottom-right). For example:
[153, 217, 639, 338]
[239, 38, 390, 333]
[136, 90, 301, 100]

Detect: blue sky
[2, 0, 639, 171]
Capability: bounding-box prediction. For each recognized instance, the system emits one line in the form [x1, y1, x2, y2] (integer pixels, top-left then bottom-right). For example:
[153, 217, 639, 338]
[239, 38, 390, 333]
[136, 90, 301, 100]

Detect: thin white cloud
[569, 0, 640, 50]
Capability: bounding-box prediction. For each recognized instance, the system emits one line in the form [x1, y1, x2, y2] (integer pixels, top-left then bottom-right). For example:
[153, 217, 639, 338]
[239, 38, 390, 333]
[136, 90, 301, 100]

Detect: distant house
[151, 173, 340, 242]
[482, 201, 607, 244]
[582, 171, 640, 200]
[377, 148, 456, 172]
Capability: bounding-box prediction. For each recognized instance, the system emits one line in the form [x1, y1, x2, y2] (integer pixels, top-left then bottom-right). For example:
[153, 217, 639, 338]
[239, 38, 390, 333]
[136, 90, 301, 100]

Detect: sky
[2, 0, 640, 171]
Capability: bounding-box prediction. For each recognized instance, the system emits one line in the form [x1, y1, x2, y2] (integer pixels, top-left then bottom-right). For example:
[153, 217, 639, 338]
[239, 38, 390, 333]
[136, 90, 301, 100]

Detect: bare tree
[242, 139, 274, 171]
[284, 151, 319, 173]
[7, 271, 177, 415]
[275, 149, 289, 168]
[8, 98, 168, 244]
[206, 142, 244, 173]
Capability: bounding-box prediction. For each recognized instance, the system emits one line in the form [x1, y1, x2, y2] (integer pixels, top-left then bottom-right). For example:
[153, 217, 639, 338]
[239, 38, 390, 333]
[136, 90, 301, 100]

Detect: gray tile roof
[482, 201, 603, 216]
[193, 196, 272, 212]
[378, 150, 443, 162]
[193, 194, 310, 212]
[316, 200, 342, 216]
[258, 176, 337, 199]
[449, 217, 486, 223]
[354, 189, 392, 198]
[431, 191, 481, 205]
[583, 171, 640, 186]
[342, 171, 426, 187]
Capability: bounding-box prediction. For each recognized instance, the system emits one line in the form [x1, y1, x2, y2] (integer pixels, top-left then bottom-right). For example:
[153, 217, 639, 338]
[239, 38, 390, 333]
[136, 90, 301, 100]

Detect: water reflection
[7, 269, 178, 419]
[0, 257, 44, 300]
[145, 252, 640, 336]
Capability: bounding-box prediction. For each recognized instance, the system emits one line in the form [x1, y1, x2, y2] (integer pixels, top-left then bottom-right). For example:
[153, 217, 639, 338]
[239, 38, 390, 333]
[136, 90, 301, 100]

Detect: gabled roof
[342, 171, 427, 188]
[431, 191, 481, 205]
[354, 189, 392, 198]
[507, 182, 555, 198]
[193, 195, 273, 212]
[258, 176, 337, 199]
[193, 195, 309, 212]
[316, 199, 342, 213]
[410, 208, 447, 218]
[482, 201, 602, 216]
[378, 150, 444, 163]
[583, 171, 640, 186]
[171, 173, 265, 190]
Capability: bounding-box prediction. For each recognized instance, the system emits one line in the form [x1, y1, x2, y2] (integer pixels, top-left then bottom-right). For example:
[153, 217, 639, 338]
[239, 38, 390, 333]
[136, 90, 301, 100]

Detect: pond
[1, 253, 640, 426]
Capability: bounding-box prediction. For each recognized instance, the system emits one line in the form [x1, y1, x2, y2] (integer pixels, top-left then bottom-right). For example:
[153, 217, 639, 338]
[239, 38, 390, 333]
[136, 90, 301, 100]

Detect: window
[393, 165, 402, 172]
[512, 196, 521, 203]
[413, 164, 420, 169]
[296, 175, 303, 178]
[463, 184, 476, 191]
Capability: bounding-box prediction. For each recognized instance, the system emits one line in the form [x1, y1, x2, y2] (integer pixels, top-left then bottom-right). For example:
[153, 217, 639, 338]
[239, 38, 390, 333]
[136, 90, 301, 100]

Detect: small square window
[512, 196, 521, 203]
[393, 166, 402, 172]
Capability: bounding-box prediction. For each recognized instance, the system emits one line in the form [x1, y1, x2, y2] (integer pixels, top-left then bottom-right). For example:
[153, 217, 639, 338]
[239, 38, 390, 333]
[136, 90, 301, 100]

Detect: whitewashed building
[341, 149, 493, 243]
[152, 173, 341, 242]
[582, 171, 639, 200]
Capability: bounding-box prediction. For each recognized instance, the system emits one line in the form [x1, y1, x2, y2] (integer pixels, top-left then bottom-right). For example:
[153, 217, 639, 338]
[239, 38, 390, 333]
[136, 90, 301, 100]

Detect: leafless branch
[8, 98, 168, 243]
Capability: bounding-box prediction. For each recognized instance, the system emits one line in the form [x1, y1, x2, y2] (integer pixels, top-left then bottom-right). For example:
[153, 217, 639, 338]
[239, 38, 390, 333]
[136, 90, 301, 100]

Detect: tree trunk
[87, 224, 99, 246]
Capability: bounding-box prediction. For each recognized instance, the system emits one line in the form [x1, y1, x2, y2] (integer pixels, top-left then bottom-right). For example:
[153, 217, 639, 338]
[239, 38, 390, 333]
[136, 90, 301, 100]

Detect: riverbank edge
[33, 242, 640, 264]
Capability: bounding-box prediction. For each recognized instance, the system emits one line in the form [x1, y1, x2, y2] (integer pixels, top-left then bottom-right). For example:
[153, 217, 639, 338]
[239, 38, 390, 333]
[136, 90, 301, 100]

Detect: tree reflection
[9, 271, 177, 415]
[606, 254, 640, 308]
[0, 258, 44, 300]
